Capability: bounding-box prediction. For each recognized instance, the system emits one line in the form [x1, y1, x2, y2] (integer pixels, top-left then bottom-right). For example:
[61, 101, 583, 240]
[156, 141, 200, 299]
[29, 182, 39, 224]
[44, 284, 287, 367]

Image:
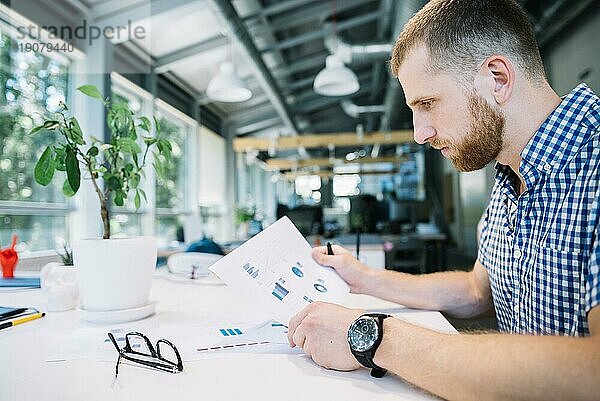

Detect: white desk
[0, 277, 454, 401]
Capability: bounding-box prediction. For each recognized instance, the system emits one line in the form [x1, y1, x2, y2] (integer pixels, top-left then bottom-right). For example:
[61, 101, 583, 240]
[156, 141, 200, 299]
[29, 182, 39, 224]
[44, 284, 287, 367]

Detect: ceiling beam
[266, 0, 377, 33]
[155, 35, 228, 74]
[233, 130, 414, 152]
[242, 0, 319, 20]
[266, 155, 405, 170]
[259, 10, 384, 53]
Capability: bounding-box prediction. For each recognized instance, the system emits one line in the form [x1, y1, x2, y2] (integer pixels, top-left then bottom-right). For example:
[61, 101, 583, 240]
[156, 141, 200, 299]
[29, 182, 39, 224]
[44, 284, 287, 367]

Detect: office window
[0, 29, 71, 252]
[198, 126, 226, 240]
[155, 109, 189, 245]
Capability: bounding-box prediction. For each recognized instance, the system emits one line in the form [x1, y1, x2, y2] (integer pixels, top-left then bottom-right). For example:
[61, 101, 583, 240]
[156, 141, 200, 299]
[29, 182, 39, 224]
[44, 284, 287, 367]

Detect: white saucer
[77, 301, 157, 324]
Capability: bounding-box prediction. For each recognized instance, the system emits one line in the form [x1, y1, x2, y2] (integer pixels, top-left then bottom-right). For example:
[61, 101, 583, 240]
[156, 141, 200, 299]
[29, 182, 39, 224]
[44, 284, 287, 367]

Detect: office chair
[385, 235, 427, 274]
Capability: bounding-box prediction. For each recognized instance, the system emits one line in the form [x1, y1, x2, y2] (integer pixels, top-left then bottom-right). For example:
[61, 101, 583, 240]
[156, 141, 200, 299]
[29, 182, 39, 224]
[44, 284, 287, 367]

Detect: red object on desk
[0, 235, 18, 278]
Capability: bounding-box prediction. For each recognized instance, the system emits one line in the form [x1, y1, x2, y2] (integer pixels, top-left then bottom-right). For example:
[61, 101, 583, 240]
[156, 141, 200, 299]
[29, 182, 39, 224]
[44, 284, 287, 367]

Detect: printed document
[210, 216, 349, 324]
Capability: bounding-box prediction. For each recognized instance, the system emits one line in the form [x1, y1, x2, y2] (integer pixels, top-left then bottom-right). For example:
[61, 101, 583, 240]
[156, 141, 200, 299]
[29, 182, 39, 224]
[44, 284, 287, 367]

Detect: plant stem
[81, 153, 111, 239]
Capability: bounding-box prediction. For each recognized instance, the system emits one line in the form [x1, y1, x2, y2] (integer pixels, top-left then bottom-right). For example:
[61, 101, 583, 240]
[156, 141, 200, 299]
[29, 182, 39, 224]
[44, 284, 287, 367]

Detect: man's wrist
[372, 317, 396, 369]
[358, 268, 382, 295]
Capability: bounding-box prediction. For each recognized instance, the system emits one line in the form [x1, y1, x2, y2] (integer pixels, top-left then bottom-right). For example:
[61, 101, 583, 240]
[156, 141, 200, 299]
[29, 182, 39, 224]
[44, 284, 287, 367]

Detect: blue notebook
[0, 277, 40, 288]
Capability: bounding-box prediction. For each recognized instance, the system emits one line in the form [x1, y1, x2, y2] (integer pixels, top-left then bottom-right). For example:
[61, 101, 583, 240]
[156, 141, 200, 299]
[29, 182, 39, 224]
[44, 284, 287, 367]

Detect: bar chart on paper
[209, 216, 350, 323]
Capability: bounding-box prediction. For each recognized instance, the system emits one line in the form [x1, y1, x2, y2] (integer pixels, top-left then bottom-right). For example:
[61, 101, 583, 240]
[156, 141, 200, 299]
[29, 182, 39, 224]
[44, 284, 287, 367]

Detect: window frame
[0, 6, 83, 256]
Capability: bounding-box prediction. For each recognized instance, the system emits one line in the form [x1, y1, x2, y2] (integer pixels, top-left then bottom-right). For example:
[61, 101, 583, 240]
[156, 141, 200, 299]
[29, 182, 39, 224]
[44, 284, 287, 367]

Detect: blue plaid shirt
[478, 84, 600, 336]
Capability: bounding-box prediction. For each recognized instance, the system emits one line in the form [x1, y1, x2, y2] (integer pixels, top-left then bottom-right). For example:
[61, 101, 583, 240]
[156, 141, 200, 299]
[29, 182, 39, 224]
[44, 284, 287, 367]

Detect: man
[286, 0, 600, 400]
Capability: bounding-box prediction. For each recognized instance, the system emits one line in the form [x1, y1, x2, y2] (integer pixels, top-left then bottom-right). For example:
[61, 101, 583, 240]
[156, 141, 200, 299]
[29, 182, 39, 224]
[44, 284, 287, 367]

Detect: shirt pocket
[529, 246, 583, 335]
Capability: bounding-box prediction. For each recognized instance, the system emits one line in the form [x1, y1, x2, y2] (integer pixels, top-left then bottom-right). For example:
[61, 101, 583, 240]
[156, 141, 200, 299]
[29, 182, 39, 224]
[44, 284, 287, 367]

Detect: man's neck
[496, 81, 562, 189]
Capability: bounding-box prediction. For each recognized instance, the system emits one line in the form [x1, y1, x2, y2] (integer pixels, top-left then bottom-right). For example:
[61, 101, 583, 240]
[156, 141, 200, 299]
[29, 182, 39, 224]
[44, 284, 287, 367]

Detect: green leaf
[114, 190, 125, 207]
[68, 118, 85, 145]
[139, 188, 147, 202]
[153, 116, 161, 134]
[30, 125, 45, 135]
[142, 136, 157, 146]
[129, 172, 140, 189]
[34, 147, 55, 186]
[105, 174, 121, 191]
[65, 146, 81, 193]
[117, 138, 141, 154]
[157, 139, 172, 159]
[86, 146, 99, 157]
[77, 85, 104, 100]
[62, 179, 76, 197]
[138, 116, 151, 132]
[43, 120, 60, 130]
[134, 190, 141, 210]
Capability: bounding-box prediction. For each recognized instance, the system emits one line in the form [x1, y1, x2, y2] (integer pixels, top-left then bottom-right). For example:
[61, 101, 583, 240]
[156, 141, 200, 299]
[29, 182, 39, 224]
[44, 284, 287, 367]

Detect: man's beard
[431, 92, 505, 172]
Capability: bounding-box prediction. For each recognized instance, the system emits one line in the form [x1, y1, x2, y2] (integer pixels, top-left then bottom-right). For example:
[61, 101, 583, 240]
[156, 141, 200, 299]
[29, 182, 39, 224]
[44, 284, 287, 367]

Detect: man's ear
[474, 55, 514, 105]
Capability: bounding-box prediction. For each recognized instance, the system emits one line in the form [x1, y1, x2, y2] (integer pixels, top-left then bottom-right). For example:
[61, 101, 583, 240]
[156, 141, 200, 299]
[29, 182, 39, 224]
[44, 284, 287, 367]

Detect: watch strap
[350, 313, 391, 378]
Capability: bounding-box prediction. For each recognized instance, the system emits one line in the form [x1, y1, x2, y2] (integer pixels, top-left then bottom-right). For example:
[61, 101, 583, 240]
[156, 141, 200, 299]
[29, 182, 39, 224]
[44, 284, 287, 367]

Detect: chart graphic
[272, 282, 289, 301]
[314, 279, 328, 293]
[209, 216, 350, 323]
[219, 328, 244, 337]
[242, 262, 260, 279]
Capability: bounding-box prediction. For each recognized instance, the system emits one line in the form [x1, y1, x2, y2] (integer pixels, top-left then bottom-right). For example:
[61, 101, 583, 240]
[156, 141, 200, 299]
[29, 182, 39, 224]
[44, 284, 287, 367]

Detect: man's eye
[420, 100, 434, 109]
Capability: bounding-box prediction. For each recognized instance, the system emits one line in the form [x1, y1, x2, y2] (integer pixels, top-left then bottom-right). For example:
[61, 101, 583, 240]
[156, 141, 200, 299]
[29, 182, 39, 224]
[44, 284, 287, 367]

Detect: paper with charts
[209, 216, 349, 324]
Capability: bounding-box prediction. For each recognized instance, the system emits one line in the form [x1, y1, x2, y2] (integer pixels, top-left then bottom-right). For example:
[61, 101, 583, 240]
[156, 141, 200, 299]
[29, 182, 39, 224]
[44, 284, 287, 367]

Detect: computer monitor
[285, 206, 323, 236]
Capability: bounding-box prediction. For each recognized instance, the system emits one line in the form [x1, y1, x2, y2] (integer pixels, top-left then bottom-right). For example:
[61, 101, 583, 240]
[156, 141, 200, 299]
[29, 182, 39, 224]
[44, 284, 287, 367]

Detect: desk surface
[0, 276, 454, 401]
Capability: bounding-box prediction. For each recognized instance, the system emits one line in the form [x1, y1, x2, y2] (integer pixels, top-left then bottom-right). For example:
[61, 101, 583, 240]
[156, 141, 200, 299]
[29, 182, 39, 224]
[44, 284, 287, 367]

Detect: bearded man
[287, 1, 600, 400]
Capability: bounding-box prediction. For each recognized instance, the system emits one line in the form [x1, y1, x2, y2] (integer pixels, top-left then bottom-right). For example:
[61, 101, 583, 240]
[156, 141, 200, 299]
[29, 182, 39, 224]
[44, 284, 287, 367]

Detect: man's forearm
[374, 319, 600, 401]
[361, 269, 490, 318]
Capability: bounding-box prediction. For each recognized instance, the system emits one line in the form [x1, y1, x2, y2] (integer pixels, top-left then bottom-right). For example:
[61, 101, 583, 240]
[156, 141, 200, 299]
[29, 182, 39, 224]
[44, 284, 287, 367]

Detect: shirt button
[514, 248, 522, 259]
[543, 163, 552, 171]
[513, 304, 519, 313]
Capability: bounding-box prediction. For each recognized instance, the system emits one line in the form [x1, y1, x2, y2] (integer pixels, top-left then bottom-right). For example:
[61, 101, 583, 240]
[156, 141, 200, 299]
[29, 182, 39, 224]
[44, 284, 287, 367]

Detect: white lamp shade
[313, 55, 360, 96]
[206, 62, 252, 102]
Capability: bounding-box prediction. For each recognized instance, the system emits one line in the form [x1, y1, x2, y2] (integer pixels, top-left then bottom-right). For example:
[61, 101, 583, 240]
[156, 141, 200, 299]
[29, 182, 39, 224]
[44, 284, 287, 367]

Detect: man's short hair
[390, 0, 546, 84]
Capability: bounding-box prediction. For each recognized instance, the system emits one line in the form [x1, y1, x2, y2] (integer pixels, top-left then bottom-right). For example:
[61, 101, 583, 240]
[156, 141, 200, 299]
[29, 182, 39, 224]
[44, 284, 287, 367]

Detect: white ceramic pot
[40, 262, 79, 312]
[73, 237, 157, 311]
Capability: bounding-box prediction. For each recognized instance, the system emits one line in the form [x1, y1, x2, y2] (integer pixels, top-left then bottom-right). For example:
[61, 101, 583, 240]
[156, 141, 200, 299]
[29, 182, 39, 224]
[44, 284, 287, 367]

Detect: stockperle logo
[16, 19, 146, 46]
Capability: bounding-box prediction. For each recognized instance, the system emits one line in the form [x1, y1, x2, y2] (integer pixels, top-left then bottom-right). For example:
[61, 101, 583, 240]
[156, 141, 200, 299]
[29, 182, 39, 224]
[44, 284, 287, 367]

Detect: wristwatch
[347, 313, 391, 378]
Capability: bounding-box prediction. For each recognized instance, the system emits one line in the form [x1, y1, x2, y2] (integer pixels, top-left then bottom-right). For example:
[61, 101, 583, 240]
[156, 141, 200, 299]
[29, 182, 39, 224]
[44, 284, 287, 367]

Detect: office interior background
[0, 0, 598, 278]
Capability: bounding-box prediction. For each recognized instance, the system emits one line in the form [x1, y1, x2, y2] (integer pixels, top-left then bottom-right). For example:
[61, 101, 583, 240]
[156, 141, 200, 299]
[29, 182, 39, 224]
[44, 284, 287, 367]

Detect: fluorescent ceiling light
[206, 62, 252, 102]
[313, 54, 359, 97]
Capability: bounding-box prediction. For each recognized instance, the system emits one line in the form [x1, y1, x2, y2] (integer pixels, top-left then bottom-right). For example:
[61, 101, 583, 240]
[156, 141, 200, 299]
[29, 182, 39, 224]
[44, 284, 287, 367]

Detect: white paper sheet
[209, 217, 350, 324]
[46, 313, 304, 363]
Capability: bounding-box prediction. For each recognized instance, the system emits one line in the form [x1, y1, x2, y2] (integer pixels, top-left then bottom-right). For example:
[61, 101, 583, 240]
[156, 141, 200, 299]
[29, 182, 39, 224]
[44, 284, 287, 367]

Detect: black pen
[326, 242, 334, 255]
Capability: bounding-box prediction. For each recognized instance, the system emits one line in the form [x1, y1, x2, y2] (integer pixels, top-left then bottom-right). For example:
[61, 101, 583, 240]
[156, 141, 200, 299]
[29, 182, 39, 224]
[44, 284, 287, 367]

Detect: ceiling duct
[324, 36, 393, 65]
[341, 100, 385, 118]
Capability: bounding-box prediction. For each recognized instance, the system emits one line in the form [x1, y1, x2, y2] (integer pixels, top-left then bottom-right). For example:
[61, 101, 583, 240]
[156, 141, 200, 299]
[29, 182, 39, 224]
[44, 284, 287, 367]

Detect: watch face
[348, 316, 378, 352]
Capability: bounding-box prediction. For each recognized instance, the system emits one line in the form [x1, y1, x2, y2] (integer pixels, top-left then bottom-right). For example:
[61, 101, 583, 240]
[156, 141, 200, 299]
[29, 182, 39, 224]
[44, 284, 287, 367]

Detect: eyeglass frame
[107, 331, 184, 376]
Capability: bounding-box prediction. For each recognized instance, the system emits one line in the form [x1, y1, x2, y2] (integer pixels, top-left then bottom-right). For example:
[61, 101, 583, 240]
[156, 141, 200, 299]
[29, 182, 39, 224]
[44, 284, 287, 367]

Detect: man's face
[397, 45, 505, 172]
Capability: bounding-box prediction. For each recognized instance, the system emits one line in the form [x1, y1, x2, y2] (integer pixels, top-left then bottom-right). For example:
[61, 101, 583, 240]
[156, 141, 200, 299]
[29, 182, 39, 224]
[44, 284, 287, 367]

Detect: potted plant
[234, 205, 255, 238]
[32, 84, 173, 314]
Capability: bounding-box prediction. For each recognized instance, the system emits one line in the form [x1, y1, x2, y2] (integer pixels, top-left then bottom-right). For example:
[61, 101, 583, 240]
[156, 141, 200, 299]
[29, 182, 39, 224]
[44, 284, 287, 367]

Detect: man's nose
[413, 114, 436, 144]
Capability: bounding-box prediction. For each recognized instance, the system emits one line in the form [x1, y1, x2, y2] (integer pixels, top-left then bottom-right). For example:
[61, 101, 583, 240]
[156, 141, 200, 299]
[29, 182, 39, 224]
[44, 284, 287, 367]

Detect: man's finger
[311, 248, 341, 267]
[292, 322, 308, 349]
[288, 305, 312, 346]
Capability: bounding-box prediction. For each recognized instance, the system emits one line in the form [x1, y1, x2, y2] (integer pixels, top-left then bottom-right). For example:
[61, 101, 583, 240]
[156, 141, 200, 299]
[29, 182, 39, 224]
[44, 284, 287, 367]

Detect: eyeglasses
[107, 332, 184, 377]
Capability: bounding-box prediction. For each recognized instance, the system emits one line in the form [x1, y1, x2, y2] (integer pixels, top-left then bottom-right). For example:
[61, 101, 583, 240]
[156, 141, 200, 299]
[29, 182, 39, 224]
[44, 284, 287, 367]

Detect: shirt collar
[520, 83, 598, 176]
[493, 84, 598, 188]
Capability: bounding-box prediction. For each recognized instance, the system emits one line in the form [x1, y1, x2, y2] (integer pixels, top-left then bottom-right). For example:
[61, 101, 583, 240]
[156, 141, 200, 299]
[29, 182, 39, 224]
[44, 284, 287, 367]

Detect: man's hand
[312, 245, 374, 293]
[288, 301, 365, 371]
